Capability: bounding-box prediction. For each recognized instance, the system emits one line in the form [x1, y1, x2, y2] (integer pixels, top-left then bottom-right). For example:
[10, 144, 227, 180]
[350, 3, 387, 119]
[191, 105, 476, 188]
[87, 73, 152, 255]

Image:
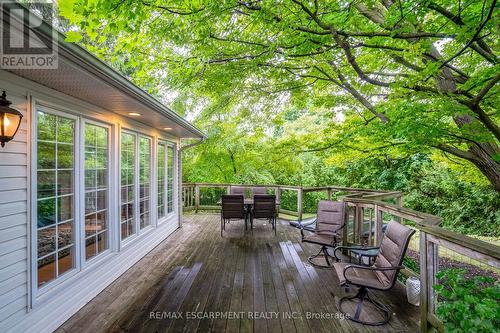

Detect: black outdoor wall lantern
[0, 91, 23, 147]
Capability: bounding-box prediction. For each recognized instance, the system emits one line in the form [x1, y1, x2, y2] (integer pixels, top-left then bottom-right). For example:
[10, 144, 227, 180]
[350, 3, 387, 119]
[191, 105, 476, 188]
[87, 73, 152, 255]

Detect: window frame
[31, 103, 81, 296]
[156, 139, 177, 224]
[138, 135, 153, 230]
[119, 129, 154, 245]
[80, 119, 113, 265]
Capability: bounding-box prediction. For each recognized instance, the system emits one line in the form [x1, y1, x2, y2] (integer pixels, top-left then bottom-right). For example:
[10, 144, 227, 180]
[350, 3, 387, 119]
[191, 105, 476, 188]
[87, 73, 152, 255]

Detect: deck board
[56, 213, 420, 333]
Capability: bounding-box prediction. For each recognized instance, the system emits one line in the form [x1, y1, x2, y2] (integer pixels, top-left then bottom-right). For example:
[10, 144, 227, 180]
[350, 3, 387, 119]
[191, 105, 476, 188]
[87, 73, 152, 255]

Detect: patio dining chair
[220, 195, 246, 236]
[301, 200, 346, 268]
[230, 186, 246, 196]
[333, 221, 415, 326]
[251, 195, 277, 235]
[251, 187, 267, 196]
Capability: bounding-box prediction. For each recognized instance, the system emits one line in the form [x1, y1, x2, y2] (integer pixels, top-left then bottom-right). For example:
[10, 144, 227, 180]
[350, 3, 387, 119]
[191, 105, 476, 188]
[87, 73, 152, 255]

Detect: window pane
[85, 123, 110, 260]
[37, 198, 56, 228]
[58, 221, 74, 248]
[36, 110, 76, 287]
[57, 144, 73, 169]
[38, 226, 56, 257]
[58, 195, 73, 221]
[37, 170, 56, 199]
[121, 132, 136, 240]
[58, 246, 74, 276]
[37, 112, 56, 141]
[139, 137, 151, 229]
[37, 141, 55, 169]
[38, 254, 56, 287]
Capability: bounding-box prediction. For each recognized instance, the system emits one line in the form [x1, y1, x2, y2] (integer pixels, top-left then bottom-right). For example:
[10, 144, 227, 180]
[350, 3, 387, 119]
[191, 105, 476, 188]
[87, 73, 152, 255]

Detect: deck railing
[182, 183, 500, 333]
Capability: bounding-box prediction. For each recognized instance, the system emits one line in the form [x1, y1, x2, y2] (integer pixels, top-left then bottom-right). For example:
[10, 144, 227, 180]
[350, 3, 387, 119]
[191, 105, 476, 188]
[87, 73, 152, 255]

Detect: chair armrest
[333, 246, 379, 261]
[342, 264, 405, 285]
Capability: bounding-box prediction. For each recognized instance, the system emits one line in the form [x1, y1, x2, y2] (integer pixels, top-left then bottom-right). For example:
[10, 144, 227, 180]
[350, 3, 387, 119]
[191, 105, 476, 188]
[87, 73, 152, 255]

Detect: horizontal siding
[0, 190, 27, 205]
[0, 88, 29, 327]
[0, 272, 26, 296]
[0, 252, 27, 274]
[0, 166, 28, 179]
[0, 179, 27, 193]
[0, 154, 27, 166]
[0, 201, 27, 218]
[0, 261, 27, 284]
[0, 214, 27, 231]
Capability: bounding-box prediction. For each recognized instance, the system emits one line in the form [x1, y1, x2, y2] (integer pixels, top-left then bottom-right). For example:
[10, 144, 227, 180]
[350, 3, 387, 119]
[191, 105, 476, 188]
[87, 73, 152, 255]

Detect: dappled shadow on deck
[57, 214, 420, 333]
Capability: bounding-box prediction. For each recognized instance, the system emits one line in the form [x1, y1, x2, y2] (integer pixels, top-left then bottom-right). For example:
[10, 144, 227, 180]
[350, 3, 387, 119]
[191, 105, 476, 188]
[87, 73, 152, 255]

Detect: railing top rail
[419, 223, 500, 262]
[182, 182, 397, 194]
[342, 196, 441, 225]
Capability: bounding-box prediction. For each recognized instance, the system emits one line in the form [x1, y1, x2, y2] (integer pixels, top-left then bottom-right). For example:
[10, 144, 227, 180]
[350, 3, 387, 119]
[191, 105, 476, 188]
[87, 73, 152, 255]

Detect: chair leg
[274, 217, 277, 235]
[307, 246, 335, 268]
[338, 286, 391, 326]
[220, 215, 223, 237]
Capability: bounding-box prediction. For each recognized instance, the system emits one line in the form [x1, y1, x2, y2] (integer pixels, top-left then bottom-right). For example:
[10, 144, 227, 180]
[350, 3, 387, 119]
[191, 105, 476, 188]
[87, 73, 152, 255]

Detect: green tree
[59, 0, 499, 190]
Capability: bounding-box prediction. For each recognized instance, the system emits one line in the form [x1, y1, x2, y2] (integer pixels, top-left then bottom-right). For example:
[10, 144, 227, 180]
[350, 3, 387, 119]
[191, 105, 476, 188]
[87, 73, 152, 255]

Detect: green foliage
[434, 269, 500, 333]
[58, 0, 500, 190]
[56, 0, 500, 236]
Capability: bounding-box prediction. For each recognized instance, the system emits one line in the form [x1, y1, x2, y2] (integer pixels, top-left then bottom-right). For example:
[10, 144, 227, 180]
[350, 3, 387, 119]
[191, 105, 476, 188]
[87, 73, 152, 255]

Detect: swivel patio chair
[301, 200, 346, 268]
[220, 195, 246, 236]
[251, 195, 277, 235]
[333, 221, 415, 326]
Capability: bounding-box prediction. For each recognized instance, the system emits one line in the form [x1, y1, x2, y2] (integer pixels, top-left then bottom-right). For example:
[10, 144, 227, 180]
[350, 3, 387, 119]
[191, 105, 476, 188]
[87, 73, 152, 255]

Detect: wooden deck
[57, 214, 420, 333]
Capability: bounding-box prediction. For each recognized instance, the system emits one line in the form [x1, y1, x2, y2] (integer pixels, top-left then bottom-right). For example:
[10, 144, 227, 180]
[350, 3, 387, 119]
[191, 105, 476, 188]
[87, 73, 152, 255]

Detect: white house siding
[0, 71, 182, 333]
[0, 84, 29, 330]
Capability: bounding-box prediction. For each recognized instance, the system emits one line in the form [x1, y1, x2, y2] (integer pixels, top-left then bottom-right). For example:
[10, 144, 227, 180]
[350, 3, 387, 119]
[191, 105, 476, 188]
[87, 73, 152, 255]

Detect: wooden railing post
[275, 187, 281, 215]
[420, 231, 437, 333]
[194, 184, 200, 213]
[297, 187, 303, 221]
[327, 188, 332, 200]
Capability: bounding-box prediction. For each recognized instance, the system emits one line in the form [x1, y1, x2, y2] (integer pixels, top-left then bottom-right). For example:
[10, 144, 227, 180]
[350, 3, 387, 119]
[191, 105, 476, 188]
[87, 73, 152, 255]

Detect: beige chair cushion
[315, 200, 346, 236]
[302, 233, 338, 246]
[333, 262, 391, 290]
[373, 222, 415, 286]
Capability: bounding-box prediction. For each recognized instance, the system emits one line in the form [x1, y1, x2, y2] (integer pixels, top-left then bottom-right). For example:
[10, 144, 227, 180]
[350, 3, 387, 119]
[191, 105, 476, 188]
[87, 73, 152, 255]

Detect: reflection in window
[36, 111, 75, 287]
[139, 137, 151, 229]
[84, 124, 109, 260]
[121, 132, 135, 240]
[157, 143, 166, 219]
[167, 146, 174, 213]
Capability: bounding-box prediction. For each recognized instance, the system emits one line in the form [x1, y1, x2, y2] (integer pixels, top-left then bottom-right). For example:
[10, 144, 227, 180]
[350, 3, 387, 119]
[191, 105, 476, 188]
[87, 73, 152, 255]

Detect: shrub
[433, 269, 500, 333]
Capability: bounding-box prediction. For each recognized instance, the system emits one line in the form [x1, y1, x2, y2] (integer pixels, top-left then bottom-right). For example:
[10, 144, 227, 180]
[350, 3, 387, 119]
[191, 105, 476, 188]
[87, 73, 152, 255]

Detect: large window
[84, 123, 109, 260]
[34, 106, 178, 291]
[139, 137, 151, 229]
[120, 132, 136, 240]
[36, 111, 75, 287]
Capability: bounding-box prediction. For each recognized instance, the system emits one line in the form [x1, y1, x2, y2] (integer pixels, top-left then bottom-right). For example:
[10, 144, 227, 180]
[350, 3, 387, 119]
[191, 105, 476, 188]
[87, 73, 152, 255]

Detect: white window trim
[31, 100, 119, 304]
[31, 103, 82, 301]
[80, 119, 115, 267]
[157, 140, 177, 224]
[119, 129, 154, 246]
